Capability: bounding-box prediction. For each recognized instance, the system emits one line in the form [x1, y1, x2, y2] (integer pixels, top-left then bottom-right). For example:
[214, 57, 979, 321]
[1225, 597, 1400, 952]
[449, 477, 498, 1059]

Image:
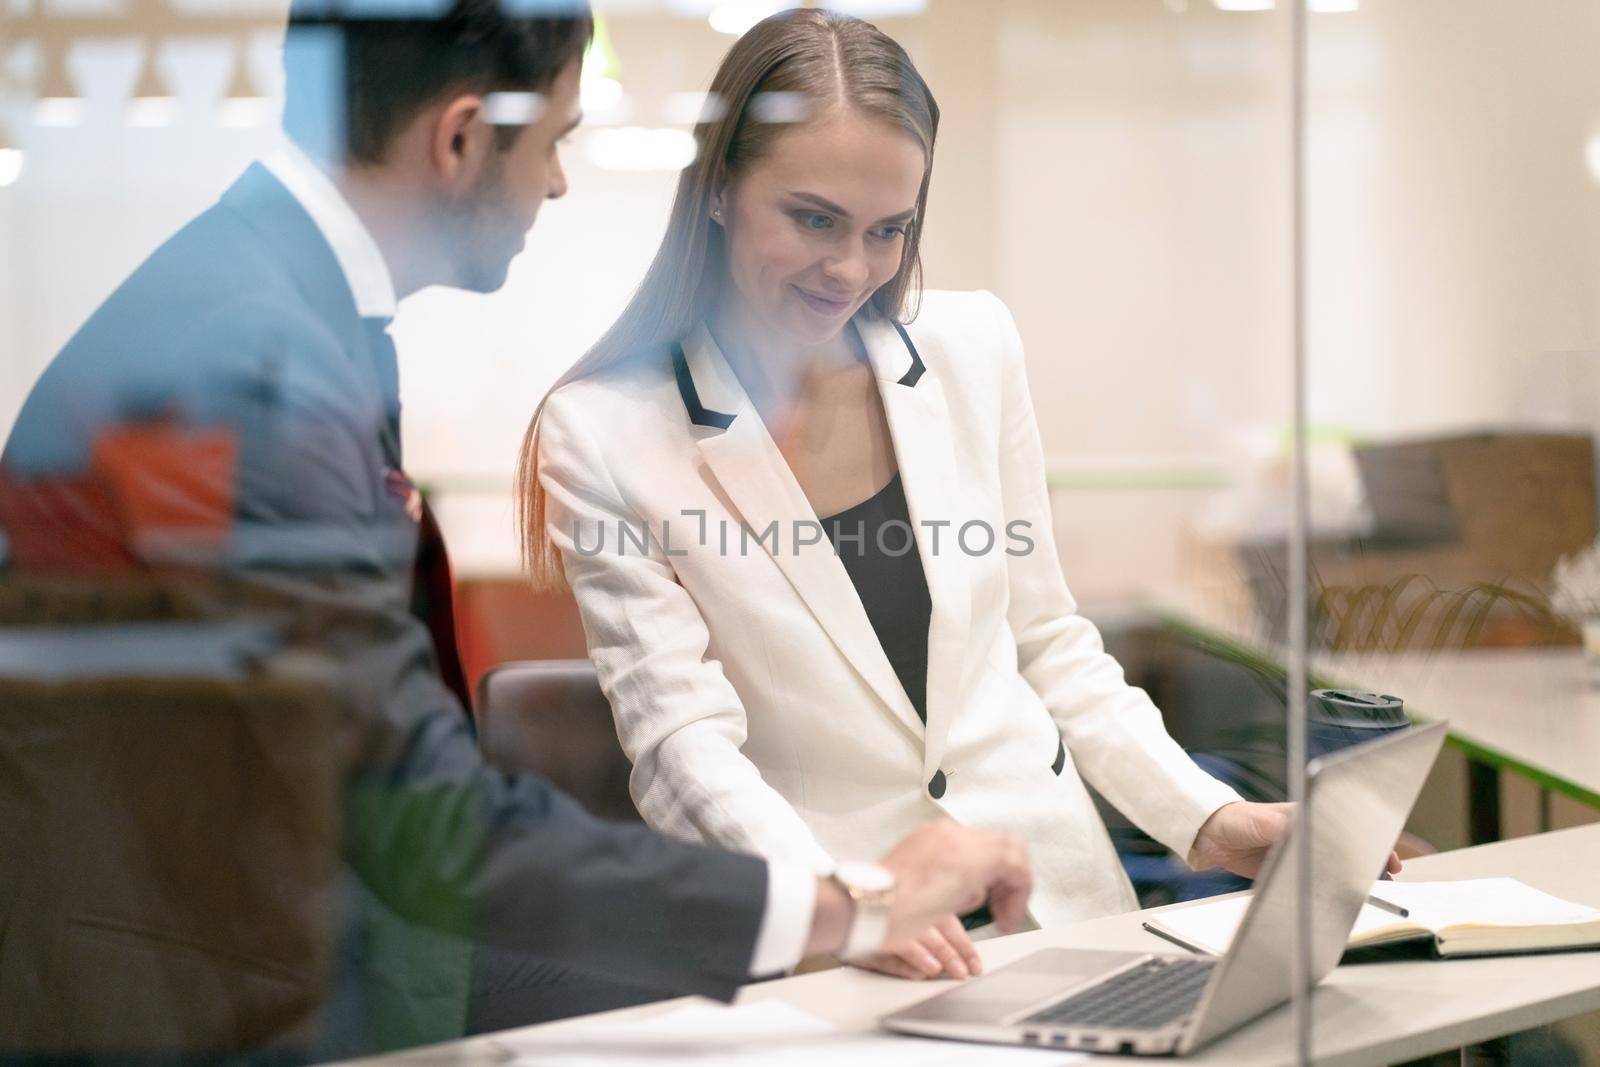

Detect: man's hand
[1190, 801, 1404, 880]
[878, 820, 1031, 949]
[805, 820, 1031, 960]
[852, 914, 983, 980]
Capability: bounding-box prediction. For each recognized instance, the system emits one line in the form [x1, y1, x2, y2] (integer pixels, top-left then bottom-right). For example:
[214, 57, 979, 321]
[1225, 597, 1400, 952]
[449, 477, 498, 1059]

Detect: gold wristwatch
[830, 861, 896, 960]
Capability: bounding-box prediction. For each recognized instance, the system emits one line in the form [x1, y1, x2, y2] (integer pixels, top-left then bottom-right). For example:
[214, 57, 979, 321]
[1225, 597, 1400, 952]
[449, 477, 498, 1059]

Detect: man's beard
[443, 154, 524, 294]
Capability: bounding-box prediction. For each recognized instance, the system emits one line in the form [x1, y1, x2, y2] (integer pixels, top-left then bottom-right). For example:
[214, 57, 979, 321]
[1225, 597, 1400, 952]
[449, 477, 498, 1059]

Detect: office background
[4, 0, 1600, 1058]
[6, 0, 1600, 588]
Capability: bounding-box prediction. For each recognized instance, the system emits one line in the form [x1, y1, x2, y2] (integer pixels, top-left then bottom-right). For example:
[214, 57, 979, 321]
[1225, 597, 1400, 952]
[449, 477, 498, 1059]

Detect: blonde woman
[522, 9, 1325, 981]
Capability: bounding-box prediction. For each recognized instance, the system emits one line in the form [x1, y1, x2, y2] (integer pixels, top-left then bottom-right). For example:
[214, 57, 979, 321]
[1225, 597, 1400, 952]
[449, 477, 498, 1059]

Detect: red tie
[366, 317, 473, 718]
[413, 494, 472, 715]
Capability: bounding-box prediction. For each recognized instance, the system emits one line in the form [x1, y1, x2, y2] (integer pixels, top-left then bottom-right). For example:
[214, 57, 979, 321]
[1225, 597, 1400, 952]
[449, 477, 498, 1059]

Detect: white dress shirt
[263, 142, 397, 319]
[258, 141, 822, 975]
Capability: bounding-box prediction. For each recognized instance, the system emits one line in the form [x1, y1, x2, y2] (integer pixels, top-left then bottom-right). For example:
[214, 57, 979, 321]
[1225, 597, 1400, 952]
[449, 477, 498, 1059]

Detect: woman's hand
[850, 914, 983, 980]
[1189, 801, 1291, 878]
[1190, 801, 1403, 880]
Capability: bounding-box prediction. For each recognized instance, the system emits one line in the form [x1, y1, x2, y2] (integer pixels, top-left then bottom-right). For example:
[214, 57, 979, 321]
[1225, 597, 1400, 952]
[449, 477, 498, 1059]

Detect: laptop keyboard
[1021, 956, 1216, 1032]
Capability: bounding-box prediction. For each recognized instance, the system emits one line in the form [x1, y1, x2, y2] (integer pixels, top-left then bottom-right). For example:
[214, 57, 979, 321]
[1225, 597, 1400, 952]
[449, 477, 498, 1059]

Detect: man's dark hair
[287, 0, 593, 165]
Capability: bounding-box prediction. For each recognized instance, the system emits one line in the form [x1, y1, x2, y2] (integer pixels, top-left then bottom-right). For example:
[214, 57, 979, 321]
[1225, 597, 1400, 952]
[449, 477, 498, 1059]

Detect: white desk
[349, 824, 1600, 1067]
[1148, 590, 1600, 838]
[1314, 646, 1600, 802]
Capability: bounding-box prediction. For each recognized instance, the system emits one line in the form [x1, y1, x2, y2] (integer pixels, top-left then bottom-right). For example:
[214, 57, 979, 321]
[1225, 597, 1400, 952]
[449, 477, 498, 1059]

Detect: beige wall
[1304, 0, 1600, 437]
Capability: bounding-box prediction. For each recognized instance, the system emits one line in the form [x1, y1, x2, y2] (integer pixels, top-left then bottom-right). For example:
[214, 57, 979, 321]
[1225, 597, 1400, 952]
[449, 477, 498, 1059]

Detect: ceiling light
[1211, 0, 1358, 9]
[218, 39, 270, 129]
[0, 118, 22, 188]
[33, 46, 84, 128]
[748, 91, 809, 124]
[581, 75, 624, 114]
[827, 0, 927, 14]
[126, 44, 177, 128]
[708, 1, 780, 37]
[485, 91, 545, 126]
[665, 91, 726, 126]
[586, 127, 697, 172]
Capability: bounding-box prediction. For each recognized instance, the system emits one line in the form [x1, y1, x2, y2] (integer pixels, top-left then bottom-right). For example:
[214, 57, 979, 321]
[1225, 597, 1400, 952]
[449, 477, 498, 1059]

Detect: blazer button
[928, 770, 947, 799]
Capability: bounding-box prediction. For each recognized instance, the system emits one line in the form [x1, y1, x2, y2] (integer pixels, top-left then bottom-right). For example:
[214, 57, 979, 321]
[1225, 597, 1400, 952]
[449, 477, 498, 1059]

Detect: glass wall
[2, 0, 1596, 1061]
[1300, 0, 1600, 1060]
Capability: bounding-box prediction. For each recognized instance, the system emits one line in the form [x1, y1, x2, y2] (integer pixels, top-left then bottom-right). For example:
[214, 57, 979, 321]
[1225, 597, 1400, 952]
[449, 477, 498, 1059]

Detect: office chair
[475, 659, 641, 823]
[0, 667, 348, 1057]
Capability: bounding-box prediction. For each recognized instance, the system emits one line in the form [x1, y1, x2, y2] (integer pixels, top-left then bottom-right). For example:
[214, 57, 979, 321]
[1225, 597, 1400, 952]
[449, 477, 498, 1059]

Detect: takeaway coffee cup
[1308, 689, 1409, 762]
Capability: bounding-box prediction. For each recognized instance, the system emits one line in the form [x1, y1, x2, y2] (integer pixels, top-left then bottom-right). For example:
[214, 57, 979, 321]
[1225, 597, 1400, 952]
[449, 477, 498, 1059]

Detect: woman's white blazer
[538, 290, 1241, 927]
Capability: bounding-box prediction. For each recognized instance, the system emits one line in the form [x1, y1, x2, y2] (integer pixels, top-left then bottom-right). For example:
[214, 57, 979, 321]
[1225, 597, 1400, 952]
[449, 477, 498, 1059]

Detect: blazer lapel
[220, 164, 367, 365]
[679, 326, 926, 743]
[221, 163, 400, 471]
[857, 316, 973, 782]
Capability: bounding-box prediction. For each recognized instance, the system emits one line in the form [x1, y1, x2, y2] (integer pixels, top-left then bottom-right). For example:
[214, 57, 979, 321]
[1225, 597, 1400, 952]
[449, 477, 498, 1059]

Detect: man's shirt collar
[262, 140, 398, 320]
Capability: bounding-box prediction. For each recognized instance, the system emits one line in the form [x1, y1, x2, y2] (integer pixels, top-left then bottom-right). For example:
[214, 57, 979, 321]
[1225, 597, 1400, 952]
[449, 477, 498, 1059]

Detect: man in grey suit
[0, 0, 1031, 1060]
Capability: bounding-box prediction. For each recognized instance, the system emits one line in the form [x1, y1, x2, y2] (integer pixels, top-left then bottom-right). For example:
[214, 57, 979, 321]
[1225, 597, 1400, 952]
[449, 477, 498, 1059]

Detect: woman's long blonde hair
[517, 7, 940, 588]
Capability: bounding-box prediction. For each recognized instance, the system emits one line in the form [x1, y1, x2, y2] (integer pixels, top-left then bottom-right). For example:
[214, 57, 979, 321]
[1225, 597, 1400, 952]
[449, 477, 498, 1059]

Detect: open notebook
[1146, 878, 1600, 960]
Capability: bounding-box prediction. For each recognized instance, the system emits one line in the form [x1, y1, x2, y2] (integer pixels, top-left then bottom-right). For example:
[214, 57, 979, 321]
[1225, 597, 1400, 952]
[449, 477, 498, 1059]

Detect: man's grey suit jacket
[0, 163, 770, 1060]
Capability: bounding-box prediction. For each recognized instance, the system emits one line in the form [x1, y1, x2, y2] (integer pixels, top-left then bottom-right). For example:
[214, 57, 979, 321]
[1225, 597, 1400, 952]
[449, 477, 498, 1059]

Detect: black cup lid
[1310, 689, 1407, 727]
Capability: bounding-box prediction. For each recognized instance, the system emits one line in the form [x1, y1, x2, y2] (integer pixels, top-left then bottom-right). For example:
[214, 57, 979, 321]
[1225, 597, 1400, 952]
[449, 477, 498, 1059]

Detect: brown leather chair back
[475, 660, 640, 823]
[0, 670, 349, 1057]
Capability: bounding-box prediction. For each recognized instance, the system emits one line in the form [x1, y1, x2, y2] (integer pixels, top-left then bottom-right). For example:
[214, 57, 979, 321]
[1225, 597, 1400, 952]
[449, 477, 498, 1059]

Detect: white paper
[1365, 878, 1600, 930]
[1149, 895, 1250, 955]
[494, 999, 1087, 1066]
[1151, 877, 1600, 953]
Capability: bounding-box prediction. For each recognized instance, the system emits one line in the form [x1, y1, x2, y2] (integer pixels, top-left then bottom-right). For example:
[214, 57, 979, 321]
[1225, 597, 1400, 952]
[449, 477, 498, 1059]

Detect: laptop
[883, 719, 1448, 1056]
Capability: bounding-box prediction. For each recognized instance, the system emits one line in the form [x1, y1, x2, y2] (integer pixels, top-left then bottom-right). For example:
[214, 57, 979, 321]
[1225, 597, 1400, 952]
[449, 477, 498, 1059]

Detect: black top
[820, 473, 933, 723]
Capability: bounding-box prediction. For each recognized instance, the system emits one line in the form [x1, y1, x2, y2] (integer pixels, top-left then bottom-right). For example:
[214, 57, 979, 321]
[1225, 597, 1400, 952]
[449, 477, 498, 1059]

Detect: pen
[1367, 894, 1410, 918]
[1141, 921, 1210, 955]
